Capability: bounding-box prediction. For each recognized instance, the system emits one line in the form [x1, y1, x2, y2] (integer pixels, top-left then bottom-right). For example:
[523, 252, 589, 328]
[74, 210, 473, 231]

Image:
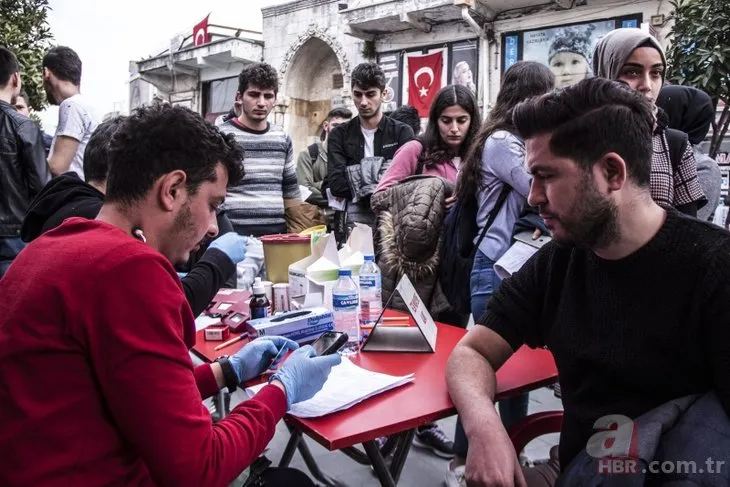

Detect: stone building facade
[131, 0, 675, 155]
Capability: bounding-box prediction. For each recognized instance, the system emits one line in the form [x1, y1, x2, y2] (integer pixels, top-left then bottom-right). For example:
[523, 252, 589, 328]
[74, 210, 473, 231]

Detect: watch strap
[215, 356, 238, 393]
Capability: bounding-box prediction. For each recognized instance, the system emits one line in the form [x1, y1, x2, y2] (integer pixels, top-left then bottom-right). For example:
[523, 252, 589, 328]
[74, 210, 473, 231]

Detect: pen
[214, 332, 250, 351]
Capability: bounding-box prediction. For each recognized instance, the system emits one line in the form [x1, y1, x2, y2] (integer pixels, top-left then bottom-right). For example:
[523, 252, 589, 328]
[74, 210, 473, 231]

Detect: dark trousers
[453, 250, 530, 458]
[522, 446, 560, 486]
[0, 237, 25, 279]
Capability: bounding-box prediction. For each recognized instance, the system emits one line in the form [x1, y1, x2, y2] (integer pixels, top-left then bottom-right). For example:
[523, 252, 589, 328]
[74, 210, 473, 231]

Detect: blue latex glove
[229, 336, 299, 383]
[208, 232, 246, 264]
[270, 345, 342, 408]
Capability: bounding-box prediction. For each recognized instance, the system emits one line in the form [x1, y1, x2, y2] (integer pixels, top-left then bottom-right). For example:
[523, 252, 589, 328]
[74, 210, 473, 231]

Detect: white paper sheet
[195, 315, 220, 332]
[299, 185, 313, 202]
[493, 241, 539, 280]
[326, 188, 347, 211]
[245, 358, 414, 418]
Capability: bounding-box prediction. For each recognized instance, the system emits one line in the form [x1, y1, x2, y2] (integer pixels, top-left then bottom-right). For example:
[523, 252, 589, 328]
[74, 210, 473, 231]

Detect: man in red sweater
[0, 104, 340, 487]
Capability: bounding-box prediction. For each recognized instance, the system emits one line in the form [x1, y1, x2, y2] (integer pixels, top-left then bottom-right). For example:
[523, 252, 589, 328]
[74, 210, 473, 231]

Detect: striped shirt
[219, 120, 300, 230]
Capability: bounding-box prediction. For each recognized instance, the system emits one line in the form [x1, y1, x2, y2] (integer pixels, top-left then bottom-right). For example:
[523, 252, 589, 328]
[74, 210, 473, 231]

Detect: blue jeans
[0, 237, 25, 279]
[453, 250, 530, 458]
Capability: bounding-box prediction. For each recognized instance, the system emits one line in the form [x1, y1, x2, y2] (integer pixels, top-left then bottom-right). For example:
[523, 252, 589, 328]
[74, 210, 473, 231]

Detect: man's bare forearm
[446, 343, 503, 436]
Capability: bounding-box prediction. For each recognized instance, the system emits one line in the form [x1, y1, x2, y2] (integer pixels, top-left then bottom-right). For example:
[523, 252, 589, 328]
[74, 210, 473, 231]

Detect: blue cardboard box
[246, 307, 334, 344]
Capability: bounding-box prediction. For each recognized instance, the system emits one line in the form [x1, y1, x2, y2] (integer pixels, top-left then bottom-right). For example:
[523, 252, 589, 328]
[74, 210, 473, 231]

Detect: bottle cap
[338, 268, 352, 277]
[253, 277, 265, 295]
[364, 254, 375, 262]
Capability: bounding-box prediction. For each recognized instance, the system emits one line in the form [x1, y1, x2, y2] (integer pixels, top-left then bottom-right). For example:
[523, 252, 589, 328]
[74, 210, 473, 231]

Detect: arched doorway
[283, 37, 345, 155]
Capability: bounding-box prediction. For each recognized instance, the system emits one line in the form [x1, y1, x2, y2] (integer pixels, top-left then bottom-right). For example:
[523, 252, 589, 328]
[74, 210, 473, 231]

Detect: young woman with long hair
[374, 85, 480, 458]
[447, 61, 555, 486]
[375, 84, 480, 195]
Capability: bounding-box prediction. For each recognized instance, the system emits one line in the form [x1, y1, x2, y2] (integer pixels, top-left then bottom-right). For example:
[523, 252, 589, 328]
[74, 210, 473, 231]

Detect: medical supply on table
[249, 277, 270, 319]
[332, 268, 360, 355]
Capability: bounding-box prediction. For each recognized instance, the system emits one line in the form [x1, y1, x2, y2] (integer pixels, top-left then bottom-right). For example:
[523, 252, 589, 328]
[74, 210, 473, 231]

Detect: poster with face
[378, 52, 401, 113]
[522, 20, 615, 87]
[451, 40, 478, 94]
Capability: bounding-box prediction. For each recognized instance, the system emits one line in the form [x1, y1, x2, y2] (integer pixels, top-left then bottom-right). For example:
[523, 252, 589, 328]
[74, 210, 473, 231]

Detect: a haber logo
[586, 414, 635, 458]
[586, 414, 640, 474]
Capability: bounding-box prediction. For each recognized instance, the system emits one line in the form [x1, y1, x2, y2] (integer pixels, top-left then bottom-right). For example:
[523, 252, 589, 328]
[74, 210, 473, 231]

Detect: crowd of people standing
[0, 24, 728, 487]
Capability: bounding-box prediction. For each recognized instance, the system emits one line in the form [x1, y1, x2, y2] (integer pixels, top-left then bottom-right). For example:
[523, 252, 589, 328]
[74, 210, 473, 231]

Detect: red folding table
[275, 318, 558, 487]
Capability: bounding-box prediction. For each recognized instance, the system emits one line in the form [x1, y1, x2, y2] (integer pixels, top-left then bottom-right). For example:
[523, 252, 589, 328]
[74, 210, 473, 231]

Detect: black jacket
[327, 114, 414, 200]
[0, 100, 51, 236]
[21, 172, 235, 316]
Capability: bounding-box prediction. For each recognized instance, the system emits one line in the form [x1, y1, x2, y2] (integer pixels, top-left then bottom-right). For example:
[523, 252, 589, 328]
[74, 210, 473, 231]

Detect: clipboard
[360, 274, 437, 353]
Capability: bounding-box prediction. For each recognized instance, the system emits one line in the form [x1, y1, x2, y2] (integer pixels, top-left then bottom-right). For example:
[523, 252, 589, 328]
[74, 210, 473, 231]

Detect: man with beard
[327, 63, 414, 227]
[0, 104, 340, 486]
[43, 46, 98, 178]
[446, 78, 730, 487]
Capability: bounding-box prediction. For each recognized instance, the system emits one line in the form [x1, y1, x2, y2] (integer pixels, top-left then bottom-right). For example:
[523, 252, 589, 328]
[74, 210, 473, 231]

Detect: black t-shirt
[481, 210, 730, 467]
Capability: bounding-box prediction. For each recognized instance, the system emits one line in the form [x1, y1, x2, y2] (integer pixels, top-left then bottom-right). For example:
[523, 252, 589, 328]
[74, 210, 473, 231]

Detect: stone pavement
[224, 385, 563, 486]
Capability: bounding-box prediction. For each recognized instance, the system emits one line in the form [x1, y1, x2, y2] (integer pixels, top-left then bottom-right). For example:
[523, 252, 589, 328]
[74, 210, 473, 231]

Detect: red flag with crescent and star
[407, 51, 443, 116]
[193, 15, 210, 46]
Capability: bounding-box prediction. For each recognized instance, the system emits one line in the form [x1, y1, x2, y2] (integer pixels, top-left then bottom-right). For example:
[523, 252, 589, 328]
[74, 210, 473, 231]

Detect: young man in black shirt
[446, 78, 730, 486]
[327, 63, 413, 228]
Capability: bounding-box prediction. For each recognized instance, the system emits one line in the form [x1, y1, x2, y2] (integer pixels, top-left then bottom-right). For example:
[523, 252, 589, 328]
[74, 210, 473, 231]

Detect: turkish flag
[193, 15, 210, 46]
[408, 51, 443, 116]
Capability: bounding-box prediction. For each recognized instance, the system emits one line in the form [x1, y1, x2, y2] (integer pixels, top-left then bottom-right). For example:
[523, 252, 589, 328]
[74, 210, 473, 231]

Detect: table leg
[279, 424, 343, 487]
[388, 428, 416, 482]
[363, 439, 396, 487]
[362, 429, 417, 487]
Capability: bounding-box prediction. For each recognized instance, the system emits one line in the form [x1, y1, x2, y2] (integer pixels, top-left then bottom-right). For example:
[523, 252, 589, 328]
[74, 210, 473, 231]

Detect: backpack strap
[415, 159, 425, 176]
[665, 128, 688, 172]
[471, 184, 512, 258]
[307, 143, 319, 161]
[413, 138, 426, 175]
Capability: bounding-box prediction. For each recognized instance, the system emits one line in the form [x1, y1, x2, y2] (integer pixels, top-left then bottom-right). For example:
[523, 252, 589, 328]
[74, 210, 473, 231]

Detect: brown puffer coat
[370, 175, 453, 316]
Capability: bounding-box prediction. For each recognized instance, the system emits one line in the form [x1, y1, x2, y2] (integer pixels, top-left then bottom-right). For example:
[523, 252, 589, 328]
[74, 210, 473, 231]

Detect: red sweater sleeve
[194, 364, 220, 400]
[86, 254, 286, 487]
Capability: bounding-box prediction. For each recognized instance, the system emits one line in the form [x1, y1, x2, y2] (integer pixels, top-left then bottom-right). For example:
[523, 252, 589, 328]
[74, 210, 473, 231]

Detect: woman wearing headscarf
[656, 85, 722, 221]
[592, 28, 706, 216]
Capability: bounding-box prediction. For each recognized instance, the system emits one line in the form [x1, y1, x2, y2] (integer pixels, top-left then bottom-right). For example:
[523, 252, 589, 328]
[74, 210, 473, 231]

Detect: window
[203, 76, 238, 119]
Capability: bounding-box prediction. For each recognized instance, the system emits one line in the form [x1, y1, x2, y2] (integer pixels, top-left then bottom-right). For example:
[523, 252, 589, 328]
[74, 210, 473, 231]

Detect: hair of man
[326, 107, 352, 121]
[0, 46, 20, 87]
[350, 62, 386, 90]
[389, 105, 421, 135]
[237, 62, 279, 96]
[104, 104, 245, 206]
[42, 46, 82, 86]
[513, 77, 654, 187]
[83, 117, 126, 184]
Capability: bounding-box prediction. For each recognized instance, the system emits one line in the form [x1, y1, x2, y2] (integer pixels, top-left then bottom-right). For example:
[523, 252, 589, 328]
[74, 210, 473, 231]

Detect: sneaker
[413, 423, 454, 459]
[444, 459, 466, 487]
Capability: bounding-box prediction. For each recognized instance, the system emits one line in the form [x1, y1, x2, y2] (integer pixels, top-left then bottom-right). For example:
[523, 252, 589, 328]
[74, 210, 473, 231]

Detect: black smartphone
[311, 331, 349, 356]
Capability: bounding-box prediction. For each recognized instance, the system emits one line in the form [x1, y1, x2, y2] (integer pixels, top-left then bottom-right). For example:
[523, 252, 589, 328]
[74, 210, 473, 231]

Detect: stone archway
[279, 27, 351, 154]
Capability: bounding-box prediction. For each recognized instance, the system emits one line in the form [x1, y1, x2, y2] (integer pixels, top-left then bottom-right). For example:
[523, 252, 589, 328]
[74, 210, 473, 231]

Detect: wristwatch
[215, 356, 238, 393]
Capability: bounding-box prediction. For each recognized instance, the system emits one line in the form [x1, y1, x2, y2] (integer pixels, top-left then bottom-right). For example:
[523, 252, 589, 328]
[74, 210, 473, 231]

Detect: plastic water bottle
[359, 254, 383, 327]
[332, 268, 360, 355]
